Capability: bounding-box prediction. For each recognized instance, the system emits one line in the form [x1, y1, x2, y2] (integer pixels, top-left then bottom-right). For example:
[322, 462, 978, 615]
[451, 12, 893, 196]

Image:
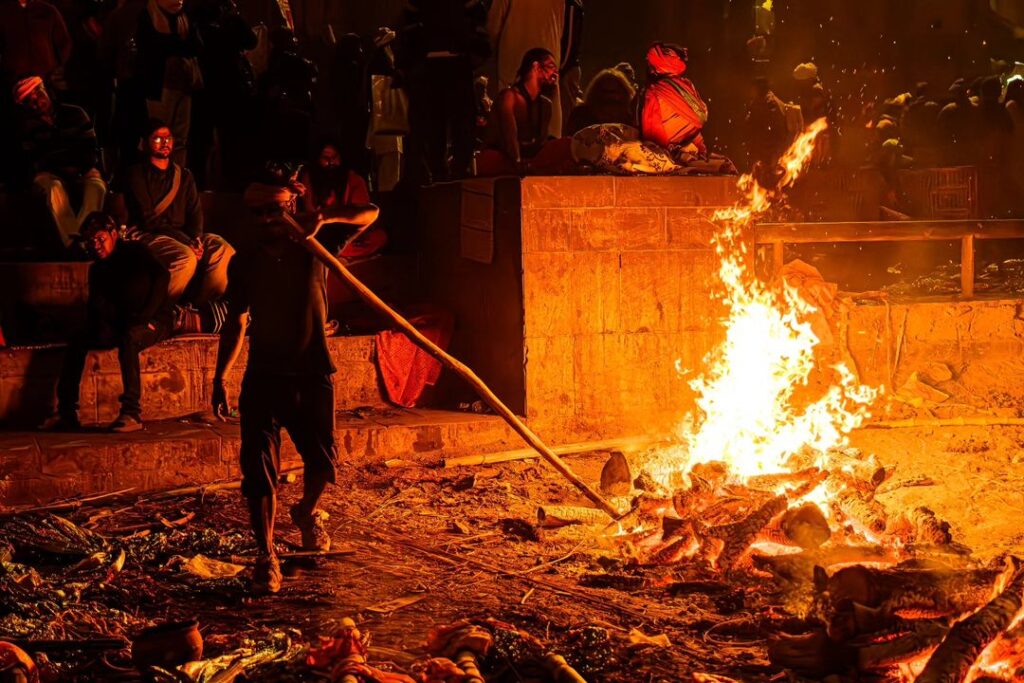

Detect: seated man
[44, 213, 174, 432]
[299, 140, 386, 260]
[639, 42, 708, 158]
[477, 47, 574, 176]
[13, 77, 106, 249]
[123, 118, 233, 305]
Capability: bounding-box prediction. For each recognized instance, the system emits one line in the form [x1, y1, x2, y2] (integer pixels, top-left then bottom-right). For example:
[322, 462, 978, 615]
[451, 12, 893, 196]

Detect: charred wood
[823, 565, 1002, 615]
[915, 557, 1024, 683]
[710, 496, 788, 573]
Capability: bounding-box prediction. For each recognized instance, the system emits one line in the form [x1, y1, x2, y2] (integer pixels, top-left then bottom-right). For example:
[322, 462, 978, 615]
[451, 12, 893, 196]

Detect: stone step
[0, 335, 389, 428]
[0, 253, 419, 345]
[0, 408, 520, 506]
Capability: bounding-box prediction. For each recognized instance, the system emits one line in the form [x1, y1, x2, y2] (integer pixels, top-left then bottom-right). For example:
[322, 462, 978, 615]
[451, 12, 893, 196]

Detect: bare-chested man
[478, 47, 572, 175]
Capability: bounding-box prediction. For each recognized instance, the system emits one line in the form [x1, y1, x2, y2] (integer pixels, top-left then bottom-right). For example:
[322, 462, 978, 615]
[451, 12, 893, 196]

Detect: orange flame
[664, 118, 878, 484]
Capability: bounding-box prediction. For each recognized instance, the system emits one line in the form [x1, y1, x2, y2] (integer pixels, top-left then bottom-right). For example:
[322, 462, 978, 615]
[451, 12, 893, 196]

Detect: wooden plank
[961, 234, 975, 298]
[754, 219, 1024, 244]
[772, 241, 784, 276]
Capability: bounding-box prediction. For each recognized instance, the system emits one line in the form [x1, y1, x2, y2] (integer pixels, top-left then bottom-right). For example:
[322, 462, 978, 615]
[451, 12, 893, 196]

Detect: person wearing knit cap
[122, 118, 233, 306]
[13, 76, 106, 250]
[213, 169, 378, 595]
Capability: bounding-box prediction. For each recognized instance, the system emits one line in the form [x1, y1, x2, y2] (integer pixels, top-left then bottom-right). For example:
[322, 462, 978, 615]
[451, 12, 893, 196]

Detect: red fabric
[476, 137, 576, 176]
[319, 170, 370, 209]
[645, 43, 687, 78]
[641, 45, 708, 154]
[376, 309, 454, 408]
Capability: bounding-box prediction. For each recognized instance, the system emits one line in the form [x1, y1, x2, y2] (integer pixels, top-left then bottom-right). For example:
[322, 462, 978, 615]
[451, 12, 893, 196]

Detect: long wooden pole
[285, 216, 619, 519]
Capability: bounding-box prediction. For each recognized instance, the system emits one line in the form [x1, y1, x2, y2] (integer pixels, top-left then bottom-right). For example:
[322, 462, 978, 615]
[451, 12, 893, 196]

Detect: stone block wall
[0, 336, 386, 427]
[843, 299, 1024, 415]
[519, 176, 739, 441]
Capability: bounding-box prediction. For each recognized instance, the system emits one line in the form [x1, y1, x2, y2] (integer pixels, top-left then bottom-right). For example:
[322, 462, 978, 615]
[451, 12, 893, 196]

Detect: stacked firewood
[769, 557, 1024, 682]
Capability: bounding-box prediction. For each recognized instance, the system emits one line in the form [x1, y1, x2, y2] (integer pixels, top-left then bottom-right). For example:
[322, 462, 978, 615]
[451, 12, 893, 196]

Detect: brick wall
[519, 176, 739, 441]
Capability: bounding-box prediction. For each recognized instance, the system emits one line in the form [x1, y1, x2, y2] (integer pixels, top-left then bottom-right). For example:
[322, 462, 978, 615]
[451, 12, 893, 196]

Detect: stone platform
[0, 408, 519, 505]
[0, 335, 386, 428]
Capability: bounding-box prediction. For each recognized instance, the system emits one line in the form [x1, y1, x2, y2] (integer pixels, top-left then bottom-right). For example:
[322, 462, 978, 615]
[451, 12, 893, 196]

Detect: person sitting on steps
[42, 212, 174, 433]
[122, 118, 234, 307]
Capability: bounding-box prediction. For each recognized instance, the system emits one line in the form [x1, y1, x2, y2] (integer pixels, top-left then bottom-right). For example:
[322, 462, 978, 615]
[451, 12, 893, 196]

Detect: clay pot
[131, 620, 203, 673]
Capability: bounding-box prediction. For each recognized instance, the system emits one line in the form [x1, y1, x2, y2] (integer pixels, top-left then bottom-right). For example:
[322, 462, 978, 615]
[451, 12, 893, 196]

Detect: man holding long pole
[212, 169, 378, 594]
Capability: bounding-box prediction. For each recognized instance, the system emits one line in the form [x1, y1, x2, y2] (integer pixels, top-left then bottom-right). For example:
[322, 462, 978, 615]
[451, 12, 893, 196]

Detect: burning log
[745, 467, 823, 494]
[833, 489, 889, 536]
[710, 495, 788, 573]
[633, 470, 670, 497]
[648, 528, 699, 566]
[890, 507, 954, 547]
[915, 557, 1024, 683]
[821, 565, 1002, 615]
[856, 619, 949, 670]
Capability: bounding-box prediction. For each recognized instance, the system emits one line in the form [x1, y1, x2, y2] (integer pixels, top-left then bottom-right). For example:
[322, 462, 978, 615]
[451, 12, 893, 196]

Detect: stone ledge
[0, 335, 387, 427]
[0, 409, 519, 505]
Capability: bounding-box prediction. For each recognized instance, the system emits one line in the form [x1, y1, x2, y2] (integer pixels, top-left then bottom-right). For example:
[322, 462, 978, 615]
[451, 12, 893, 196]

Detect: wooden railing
[754, 220, 1024, 297]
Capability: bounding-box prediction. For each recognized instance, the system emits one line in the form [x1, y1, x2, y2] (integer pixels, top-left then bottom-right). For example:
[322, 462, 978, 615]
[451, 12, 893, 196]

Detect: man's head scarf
[646, 43, 687, 78]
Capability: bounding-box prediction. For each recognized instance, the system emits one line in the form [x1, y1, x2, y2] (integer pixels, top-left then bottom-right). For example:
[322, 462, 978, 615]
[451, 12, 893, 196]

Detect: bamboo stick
[0, 488, 136, 519]
[867, 417, 1024, 429]
[284, 214, 619, 519]
[444, 436, 659, 468]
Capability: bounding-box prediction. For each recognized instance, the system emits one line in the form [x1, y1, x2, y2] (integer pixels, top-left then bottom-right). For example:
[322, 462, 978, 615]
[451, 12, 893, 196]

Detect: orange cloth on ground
[375, 309, 454, 407]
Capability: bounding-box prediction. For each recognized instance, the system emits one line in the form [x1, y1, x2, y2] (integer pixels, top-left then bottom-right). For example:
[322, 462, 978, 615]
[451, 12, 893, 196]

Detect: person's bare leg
[247, 493, 277, 556]
[289, 472, 331, 551]
[248, 493, 281, 593]
[295, 473, 329, 519]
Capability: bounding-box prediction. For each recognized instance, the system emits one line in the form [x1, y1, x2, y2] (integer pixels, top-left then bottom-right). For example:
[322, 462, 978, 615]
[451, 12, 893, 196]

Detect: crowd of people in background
[742, 60, 1024, 216]
[3, 0, 1024, 429]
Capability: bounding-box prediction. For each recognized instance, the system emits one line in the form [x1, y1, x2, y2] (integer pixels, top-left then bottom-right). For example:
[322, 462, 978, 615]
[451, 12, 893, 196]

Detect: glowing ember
[666, 119, 879, 483]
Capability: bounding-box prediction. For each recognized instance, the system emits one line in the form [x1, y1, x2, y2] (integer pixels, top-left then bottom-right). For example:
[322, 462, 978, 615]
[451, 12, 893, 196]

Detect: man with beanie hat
[213, 168, 378, 594]
[122, 118, 233, 306]
[13, 76, 106, 250]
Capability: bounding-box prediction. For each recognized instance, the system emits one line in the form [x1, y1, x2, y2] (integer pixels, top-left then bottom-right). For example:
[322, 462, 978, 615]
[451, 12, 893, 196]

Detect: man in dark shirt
[44, 212, 173, 433]
[212, 174, 378, 594]
[14, 76, 105, 250]
[0, 0, 72, 83]
[123, 118, 233, 305]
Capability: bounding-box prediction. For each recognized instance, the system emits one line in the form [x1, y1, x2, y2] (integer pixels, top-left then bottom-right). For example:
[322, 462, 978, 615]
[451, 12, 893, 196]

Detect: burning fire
[666, 119, 878, 484]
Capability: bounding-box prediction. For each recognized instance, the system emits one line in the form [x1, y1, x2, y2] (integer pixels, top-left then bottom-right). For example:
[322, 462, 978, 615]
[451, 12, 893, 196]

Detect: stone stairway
[0, 408, 518, 505]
